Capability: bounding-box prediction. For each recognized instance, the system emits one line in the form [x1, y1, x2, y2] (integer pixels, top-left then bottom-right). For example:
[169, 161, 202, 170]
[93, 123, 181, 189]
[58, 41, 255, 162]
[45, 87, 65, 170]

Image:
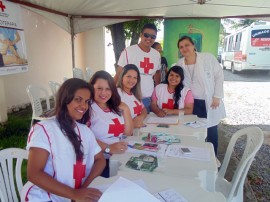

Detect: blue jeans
[142, 97, 151, 113]
[193, 99, 218, 155]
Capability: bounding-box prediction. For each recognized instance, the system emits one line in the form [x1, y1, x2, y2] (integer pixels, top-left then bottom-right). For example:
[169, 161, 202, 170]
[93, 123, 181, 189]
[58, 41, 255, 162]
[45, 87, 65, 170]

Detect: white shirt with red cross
[153, 84, 191, 109]
[118, 44, 161, 98]
[89, 102, 125, 141]
[21, 118, 101, 202]
[117, 88, 144, 119]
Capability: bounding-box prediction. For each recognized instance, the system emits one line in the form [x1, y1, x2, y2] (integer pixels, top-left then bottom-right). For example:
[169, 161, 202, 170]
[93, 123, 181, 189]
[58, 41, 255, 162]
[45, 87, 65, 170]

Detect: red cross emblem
[162, 99, 174, 109]
[0, 1, 6, 12]
[73, 160, 86, 189]
[140, 57, 154, 74]
[133, 101, 142, 116]
[108, 118, 125, 137]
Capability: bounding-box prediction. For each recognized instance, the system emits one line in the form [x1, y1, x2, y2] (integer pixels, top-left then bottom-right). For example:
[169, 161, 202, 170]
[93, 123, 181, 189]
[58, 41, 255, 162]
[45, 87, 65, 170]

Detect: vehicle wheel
[231, 63, 238, 74]
[221, 60, 226, 70]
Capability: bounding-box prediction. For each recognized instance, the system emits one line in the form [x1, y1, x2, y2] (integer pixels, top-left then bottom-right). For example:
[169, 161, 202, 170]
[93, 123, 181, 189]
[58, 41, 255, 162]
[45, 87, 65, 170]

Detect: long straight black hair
[165, 66, 185, 109]
[55, 78, 93, 161]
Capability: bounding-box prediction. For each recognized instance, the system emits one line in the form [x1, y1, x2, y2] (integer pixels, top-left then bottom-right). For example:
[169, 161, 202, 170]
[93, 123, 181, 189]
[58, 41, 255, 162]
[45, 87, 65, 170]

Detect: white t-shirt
[21, 118, 101, 202]
[118, 45, 161, 97]
[153, 84, 191, 109]
[117, 88, 144, 119]
[89, 102, 125, 140]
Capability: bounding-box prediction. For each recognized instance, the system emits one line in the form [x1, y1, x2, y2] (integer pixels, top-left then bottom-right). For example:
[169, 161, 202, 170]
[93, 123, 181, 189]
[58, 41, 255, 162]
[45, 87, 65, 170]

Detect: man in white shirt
[114, 23, 161, 112]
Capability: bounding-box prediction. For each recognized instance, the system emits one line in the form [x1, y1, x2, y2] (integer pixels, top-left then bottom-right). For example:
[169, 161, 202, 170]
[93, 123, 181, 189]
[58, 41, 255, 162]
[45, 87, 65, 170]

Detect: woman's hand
[133, 116, 144, 128]
[156, 109, 166, 117]
[211, 97, 220, 109]
[110, 142, 128, 154]
[72, 187, 102, 202]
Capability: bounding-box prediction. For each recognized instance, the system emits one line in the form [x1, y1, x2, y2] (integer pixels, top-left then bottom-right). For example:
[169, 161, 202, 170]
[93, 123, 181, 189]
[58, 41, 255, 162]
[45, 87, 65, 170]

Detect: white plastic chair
[73, 67, 85, 80]
[215, 126, 264, 202]
[0, 148, 28, 202]
[48, 81, 61, 102]
[85, 67, 92, 81]
[26, 84, 52, 126]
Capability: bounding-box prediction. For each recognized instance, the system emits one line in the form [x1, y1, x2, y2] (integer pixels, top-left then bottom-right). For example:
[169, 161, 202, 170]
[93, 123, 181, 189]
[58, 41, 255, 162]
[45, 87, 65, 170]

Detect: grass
[0, 109, 32, 187]
[0, 110, 31, 150]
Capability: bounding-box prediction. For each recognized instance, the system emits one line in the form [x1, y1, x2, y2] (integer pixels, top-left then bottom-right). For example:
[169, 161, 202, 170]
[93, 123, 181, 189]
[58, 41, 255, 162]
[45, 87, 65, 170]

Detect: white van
[222, 22, 270, 73]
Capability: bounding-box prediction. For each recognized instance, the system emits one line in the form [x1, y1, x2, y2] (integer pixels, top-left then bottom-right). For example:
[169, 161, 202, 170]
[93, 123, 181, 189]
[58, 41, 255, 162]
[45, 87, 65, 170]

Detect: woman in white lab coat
[176, 36, 226, 156]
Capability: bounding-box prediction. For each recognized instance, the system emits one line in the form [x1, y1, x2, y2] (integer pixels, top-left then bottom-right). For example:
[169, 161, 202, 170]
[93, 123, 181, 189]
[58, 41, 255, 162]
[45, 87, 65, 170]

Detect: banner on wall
[0, 0, 28, 76]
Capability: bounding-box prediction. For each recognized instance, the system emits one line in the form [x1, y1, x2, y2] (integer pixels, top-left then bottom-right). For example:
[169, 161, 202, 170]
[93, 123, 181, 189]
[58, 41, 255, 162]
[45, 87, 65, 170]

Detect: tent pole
[70, 15, 75, 68]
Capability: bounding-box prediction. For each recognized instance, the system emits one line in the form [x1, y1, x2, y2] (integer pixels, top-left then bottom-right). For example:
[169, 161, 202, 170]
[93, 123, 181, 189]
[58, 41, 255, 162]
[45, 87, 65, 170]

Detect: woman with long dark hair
[151, 65, 194, 117]
[89, 70, 133, 154]
[117, 64, 147, 128]
[21, 78, 105, 202]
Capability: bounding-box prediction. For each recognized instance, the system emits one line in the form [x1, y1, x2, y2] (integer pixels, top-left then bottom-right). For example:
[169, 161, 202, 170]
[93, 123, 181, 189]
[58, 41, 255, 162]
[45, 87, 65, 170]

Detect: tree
[107, 18, 161, 68]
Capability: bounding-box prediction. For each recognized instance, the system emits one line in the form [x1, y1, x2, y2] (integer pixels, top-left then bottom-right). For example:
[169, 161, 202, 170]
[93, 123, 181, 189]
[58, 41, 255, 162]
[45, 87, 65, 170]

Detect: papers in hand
[98, 177, 160, 202]
[147, 116, 178, 125]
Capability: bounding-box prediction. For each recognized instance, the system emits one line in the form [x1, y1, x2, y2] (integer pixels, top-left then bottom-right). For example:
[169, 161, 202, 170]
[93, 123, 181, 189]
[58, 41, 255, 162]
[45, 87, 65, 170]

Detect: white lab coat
[177, 52, 226, 127]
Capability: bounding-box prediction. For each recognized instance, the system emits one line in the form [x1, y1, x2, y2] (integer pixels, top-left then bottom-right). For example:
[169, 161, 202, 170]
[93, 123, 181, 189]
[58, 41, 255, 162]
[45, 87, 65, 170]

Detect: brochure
[125, 154, 158, 172]
[142, 132, 180, 144]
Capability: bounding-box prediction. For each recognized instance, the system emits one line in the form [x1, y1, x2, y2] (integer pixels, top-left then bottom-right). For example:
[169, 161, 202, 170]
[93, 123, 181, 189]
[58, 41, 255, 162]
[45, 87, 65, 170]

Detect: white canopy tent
[8, 0, 270, 34]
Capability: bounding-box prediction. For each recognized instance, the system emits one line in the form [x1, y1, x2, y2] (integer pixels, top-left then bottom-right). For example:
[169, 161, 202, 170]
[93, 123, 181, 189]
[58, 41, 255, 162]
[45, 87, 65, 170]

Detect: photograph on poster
[0, 28, 27, 67]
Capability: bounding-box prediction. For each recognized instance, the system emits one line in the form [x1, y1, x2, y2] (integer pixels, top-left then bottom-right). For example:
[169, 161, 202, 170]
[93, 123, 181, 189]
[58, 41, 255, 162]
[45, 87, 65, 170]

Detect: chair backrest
[73, 67, 85, 80]
[218, 126, 264, 201]
[26, 84, 51, 118]
[48, 81, 61, 101]
[85, 67, 92, 82]
[0, 148, 28, 202]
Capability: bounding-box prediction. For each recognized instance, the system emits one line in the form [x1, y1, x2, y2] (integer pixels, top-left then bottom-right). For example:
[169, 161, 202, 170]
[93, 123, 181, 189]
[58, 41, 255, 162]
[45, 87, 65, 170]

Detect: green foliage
[124, 18, 162, 39]
[0, 114, 31, 149]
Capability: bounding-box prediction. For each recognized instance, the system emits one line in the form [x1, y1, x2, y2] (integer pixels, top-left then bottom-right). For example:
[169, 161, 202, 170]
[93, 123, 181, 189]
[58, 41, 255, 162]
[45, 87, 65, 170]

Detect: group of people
[21, 23, 225, 201]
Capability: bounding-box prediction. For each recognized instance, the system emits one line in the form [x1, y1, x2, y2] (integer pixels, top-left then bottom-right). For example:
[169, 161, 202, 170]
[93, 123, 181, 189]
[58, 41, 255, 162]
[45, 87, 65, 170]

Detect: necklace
[185, 54, 196, 82]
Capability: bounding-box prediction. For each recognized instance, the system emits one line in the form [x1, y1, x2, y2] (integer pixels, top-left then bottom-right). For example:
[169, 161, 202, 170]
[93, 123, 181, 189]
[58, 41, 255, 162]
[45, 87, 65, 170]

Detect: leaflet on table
[127, 141, 167, 156]
[165, 145, 210, 161]
[125, 154, 158, 172]
[154, 189, 188, 202]
[142, 132, 181, 144]
[146, 116, 178, 124]
[184, 119, 207, 128]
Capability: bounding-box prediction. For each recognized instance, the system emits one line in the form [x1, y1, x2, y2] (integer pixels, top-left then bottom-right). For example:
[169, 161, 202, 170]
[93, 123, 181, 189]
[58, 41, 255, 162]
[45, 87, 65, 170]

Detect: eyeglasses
[143, 33, 156, 40]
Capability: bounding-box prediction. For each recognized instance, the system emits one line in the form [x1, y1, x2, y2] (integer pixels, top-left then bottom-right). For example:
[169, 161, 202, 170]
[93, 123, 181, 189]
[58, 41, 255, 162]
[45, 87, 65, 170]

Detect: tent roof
[9, 0, 270, 34]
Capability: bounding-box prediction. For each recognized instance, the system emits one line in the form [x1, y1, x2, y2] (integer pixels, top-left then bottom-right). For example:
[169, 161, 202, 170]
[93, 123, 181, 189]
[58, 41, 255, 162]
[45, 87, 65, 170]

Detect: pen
[184, 121, 196, 125]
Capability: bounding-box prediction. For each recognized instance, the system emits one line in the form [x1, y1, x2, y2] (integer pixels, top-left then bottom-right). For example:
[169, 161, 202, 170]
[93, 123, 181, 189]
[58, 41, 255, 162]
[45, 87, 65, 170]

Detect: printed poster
[0, 0, 28, 76]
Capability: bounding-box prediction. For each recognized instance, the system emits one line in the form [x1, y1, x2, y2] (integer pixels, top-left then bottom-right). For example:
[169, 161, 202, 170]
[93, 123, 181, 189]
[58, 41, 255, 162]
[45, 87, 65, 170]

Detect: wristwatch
[105, 144, 110, 154]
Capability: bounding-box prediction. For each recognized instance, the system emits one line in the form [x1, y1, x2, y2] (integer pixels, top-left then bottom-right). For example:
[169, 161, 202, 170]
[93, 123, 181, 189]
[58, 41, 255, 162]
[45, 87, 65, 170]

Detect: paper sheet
[147, 116, 178, 124]
[155, 189, 188, 202]
[98, 177, 160, 202]
[165, 145, 210, 161]
[184, 119, 207, 128]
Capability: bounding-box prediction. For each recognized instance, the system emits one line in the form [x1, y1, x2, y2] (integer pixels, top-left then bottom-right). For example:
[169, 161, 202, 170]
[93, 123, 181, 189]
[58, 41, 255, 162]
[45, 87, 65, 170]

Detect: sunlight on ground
[223, 81, 270, 125]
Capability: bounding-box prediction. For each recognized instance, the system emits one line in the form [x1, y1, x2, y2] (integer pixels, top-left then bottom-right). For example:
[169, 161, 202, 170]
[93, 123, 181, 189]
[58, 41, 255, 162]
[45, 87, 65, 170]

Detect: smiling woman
[21, 78, 106, 202]
[150, 65, 194, 117]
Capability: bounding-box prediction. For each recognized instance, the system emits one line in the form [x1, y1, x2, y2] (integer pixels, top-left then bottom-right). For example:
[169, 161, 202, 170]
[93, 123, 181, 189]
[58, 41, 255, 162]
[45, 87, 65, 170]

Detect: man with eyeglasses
[114, 23, 161, 113]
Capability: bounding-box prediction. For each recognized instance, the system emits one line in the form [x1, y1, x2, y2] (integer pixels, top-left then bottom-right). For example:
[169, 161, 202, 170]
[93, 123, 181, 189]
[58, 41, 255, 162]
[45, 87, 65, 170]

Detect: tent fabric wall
[9, 0, 270, 35]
